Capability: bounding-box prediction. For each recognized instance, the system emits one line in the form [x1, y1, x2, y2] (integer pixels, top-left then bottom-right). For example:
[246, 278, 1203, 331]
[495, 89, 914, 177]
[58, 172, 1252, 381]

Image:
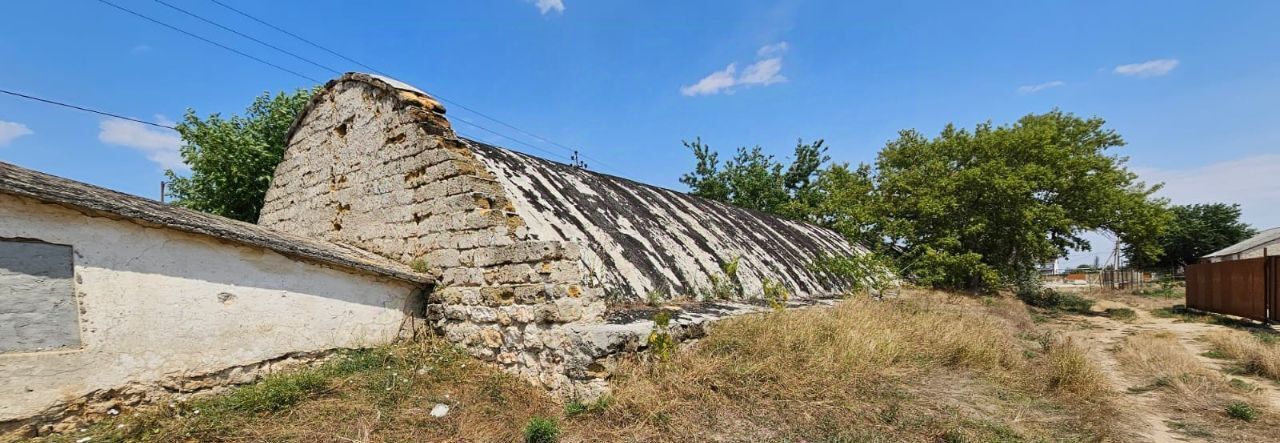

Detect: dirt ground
[1044, 290, 1280, 442]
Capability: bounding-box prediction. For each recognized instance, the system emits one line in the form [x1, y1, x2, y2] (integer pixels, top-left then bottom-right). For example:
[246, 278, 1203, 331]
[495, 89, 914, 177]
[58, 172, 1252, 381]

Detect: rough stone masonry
[258, 73, 864, 397]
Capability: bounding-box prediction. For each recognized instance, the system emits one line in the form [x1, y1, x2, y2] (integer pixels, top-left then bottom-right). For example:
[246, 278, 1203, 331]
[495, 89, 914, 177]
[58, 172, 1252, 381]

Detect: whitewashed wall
[0, 193, 420, 423]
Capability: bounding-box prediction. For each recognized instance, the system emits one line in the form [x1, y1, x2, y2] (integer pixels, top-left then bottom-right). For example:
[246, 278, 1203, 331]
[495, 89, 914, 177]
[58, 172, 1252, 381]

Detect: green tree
[165, 88, 315, 222]
[679, 138, 829, 215]
[1126, 203, 1255, 269]
[679, 138, 882, 246]
[875, 110, 1169, 290]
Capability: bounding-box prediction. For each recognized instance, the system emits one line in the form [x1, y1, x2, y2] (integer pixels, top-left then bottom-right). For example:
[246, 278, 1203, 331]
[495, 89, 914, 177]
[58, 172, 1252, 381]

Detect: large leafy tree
[165, 89, 315, 222]
[1126, 203, 1255, 269]
[875, 111, 1169, 290]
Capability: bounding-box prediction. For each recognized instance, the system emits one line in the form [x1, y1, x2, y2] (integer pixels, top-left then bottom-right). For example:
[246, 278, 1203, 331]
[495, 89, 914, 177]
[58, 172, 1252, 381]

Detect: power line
[203, 0, 622, 173]
[99, 0, 586, 167]
[0, 88, 177, 130]
[153, 0, 340, 75]
[94, 0, 323, 83]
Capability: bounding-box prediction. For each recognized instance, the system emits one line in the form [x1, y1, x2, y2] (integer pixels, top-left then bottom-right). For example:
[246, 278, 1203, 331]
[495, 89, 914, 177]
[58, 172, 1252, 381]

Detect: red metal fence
[1185, 256, 1277, 322]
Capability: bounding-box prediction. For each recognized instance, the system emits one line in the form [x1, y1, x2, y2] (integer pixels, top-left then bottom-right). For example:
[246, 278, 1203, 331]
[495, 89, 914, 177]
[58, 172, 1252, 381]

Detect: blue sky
[2, 1, 1278, 265]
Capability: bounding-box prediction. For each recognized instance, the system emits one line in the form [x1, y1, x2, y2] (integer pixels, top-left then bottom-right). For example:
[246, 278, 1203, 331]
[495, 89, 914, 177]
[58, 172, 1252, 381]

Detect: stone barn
[258, 72, 864, 395]
[1, 72, 866, 434]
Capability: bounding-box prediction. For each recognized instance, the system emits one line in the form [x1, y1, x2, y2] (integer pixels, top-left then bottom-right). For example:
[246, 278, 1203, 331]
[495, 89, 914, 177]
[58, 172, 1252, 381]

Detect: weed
[1165, 420, 1213, 438]
[1201, 350, 1228, 359]
[647, 311, 676, 361]
[1132, 281, 1182, 298]
[564, 395, 612, 417]
[762, 277, 791, 311]
[707, 256, 743, 300]
[645, 286, 668, 307]
[1226, 401, 1258, 422]
[523, 416, 560, 443]
[1228, 378, 1255, 391]
[409, 258, 430, 273]
[1205, 330, 1280, 381]
[1104, 308, 1136, 322]
[1044, 339, 1107, 397]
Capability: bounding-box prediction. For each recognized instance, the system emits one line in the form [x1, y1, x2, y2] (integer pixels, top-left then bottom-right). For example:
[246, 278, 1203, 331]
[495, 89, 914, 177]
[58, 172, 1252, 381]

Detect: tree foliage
[875, 111, 1169, 290]
[681, 110, 1172, 292]
[1126, 203, 1255, 269]
[165, 88, 315, 222]
[679, 138, 880, 247]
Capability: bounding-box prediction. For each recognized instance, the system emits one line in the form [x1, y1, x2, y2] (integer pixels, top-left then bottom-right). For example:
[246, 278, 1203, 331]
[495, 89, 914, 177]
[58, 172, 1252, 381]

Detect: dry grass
[566, 292, 1116, 442]
[1114, 331, 1227, 402]
[1113, 331, 1279, 440]
[28, 341, 559, 443]
[1205, 330, 1280, 381]
[25, 291, 1117, 443]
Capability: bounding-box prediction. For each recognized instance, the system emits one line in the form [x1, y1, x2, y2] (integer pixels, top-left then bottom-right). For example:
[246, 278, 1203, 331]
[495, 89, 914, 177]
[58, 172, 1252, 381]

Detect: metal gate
[1185, 257, 1272, 322]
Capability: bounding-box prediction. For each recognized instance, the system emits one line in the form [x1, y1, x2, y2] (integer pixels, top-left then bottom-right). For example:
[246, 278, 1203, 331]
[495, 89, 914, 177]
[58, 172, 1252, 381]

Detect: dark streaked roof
[1204, 227, 1280, 259]
[0, 161, 432, 284]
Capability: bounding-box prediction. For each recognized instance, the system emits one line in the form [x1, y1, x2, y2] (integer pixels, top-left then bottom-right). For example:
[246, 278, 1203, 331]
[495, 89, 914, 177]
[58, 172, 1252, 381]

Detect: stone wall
[260, 73, 863, 398]
[260, 74, 606, 396]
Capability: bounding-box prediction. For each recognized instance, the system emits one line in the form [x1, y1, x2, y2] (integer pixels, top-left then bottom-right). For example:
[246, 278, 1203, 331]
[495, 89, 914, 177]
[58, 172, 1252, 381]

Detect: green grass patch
[1150, 305, 1261, 330]
[1226, 401, 1258, 422]
[523, 416, 560, 443]
[564, 395, 612, 417]
[1104, 308, 1136, 322]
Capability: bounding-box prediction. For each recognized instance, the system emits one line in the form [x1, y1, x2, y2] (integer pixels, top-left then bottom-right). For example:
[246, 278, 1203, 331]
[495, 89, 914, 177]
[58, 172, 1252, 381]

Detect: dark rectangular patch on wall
[0, 239, 80, 353]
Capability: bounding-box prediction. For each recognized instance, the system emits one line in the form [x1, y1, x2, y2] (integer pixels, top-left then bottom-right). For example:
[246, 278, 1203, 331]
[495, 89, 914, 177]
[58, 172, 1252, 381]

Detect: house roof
[1203, 227, 1280, 259]
[0, 160, 432, 285]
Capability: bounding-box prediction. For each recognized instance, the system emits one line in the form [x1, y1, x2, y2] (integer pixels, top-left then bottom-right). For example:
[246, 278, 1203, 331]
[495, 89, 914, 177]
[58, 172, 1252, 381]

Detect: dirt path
[1048, 299, 1280, 443]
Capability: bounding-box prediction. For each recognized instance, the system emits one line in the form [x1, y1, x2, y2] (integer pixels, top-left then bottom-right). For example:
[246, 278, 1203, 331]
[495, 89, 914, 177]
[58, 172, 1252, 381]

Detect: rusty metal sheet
[1185, 257, 1268, 322]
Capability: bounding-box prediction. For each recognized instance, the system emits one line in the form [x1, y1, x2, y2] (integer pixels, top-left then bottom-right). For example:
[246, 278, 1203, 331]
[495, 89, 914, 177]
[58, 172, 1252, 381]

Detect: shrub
[1226, 401, 1257, 422]
[523, 416, 560, 443]
[809, 252, 897, 297]
[1018, 287, 1093, 314]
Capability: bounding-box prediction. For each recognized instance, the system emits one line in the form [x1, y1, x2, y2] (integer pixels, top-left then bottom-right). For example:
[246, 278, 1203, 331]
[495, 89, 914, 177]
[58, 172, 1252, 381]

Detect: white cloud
[1135, 154, 1280, 228]
[680, 64, 738, 96]
[531, 0, 564, 14]
[681, 42, 789, 96]
[0, 121, 33, 146]
[97, 116, 185, 170]
[1016, 80, 1065, 95]
[739, 58, 786, 86]
[1114, 58, 1180, 77]
[756, 42, 789, 58]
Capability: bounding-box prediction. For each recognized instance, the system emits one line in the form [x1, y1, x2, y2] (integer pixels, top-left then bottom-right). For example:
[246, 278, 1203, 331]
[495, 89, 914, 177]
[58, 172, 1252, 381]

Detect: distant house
[1202, 227, 1280, 263]
[1038, 259, 1061, 275]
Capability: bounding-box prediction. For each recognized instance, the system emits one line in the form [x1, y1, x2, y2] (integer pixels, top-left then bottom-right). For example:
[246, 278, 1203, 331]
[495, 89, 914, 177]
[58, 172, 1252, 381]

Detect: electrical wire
[0, 88, 177, 130]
